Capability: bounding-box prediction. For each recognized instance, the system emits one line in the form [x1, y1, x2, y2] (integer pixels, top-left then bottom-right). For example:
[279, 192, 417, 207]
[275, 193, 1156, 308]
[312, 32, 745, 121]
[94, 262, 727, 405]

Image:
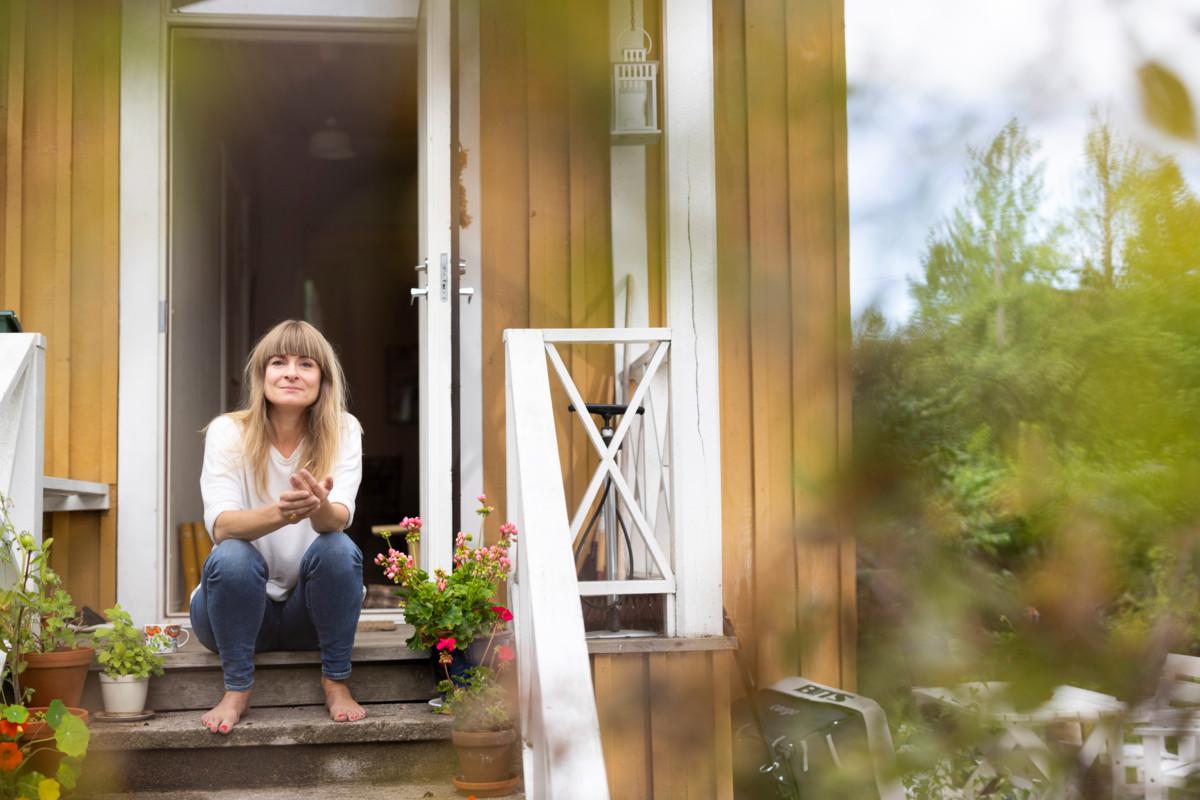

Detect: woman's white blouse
[200, 413, 363, 601]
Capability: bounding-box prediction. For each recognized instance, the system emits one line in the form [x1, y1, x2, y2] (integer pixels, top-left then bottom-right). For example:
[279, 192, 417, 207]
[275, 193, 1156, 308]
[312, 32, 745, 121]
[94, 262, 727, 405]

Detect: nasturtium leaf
[56, 758, 79, 790]
[17, 772, 41, 798]
[54, 715, 88, 758]
[2, 705, 28, 723]
[37, 778, 60, 800]
[45, 700, 65, 728]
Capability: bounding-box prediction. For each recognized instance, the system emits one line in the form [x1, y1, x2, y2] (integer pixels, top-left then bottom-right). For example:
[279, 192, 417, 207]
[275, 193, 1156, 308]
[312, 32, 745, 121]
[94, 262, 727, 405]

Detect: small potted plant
[0, 698, 90, 798]
[0, 497, 94, 708]
[92, 604, 164, 715]
[437, 623, 519, 795]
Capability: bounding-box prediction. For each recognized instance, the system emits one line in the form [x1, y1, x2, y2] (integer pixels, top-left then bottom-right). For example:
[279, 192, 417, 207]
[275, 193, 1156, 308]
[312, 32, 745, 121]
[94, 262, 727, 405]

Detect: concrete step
[82, 627, 438, 712]
[83, 785, 525, 799]
[81, 702, 456, 795]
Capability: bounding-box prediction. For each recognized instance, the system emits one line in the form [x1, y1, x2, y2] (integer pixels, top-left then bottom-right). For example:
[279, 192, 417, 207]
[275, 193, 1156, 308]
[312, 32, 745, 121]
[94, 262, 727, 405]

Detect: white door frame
[118, 0, 469, 621]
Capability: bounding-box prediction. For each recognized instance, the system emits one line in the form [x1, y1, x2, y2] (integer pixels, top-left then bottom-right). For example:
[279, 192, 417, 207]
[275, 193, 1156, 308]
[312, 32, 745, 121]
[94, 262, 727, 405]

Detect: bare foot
[201, 689, 252, 735]
[322, 676, 366, 722]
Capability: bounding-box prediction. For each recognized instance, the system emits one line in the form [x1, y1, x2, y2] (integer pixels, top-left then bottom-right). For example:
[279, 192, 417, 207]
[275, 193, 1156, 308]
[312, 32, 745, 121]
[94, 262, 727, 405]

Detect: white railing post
[0, 334, 46, 547]
[505, 329, 609, 800]
[662, 0, 723, 637]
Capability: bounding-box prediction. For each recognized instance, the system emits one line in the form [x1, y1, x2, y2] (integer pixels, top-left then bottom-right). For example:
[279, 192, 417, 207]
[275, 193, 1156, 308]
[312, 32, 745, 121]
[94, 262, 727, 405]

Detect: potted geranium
[0, 498, 93, 708]
[376, 496, 520, 795]
[0, 699, 90, 799]
[92, 604, 164, 715]
[374, 495, 517, 664]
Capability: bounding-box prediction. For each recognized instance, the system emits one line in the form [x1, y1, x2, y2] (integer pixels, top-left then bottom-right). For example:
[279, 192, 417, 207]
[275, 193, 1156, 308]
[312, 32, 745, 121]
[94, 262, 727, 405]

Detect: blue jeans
[189, 533, 363, 692]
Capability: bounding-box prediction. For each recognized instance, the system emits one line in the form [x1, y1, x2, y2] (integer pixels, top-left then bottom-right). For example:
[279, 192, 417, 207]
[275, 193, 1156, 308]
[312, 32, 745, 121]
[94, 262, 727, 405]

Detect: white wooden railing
[0, 333, 110, 548]
[0, 334, 47, 544]
[543, 328, 675, 614]
[506, 328, 610, 799]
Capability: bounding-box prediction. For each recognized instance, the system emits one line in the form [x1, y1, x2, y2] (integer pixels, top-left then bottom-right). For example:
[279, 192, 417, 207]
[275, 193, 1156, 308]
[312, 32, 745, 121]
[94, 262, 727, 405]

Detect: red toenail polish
[220, 724, 228, 732]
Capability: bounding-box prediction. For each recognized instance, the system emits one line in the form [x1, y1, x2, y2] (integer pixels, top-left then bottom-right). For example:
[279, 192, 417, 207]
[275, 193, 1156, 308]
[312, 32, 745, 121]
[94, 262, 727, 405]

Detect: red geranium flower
[491, 605, 513, 622]
[0, 720, 23, 738]
[0, 741, 23, 772]
[496, 645, 515, 662]
[436, 637, 457, 652]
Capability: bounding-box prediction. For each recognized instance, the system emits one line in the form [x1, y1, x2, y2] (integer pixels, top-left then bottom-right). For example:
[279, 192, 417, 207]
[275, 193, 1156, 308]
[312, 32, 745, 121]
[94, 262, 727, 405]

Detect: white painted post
[118, 0, 167, 625]
[418, 0, 454, 575]
[0, 334, 46, 546]
[505, 330, 609, 799]
[661, 0, 723, 636]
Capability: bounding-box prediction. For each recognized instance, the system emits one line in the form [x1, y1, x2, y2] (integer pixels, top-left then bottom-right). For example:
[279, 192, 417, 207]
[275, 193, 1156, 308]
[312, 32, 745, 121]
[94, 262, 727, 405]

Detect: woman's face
[263, 354, 322, 411]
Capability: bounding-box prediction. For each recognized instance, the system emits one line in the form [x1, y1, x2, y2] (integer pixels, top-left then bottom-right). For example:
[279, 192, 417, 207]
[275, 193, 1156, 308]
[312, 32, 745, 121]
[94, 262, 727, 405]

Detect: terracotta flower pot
[21, 647, 95, 707]
[451, 727, 517, 785]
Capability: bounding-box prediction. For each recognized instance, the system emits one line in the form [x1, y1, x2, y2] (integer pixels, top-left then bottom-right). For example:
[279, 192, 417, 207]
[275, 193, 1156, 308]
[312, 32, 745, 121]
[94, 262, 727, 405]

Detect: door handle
[459, 287, 475, 304]
[410, 287, 428, 306]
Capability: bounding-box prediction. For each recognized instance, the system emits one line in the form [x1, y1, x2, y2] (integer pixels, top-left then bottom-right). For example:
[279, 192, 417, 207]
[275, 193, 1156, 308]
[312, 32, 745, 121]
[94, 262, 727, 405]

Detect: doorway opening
[167, 29, 419, 614]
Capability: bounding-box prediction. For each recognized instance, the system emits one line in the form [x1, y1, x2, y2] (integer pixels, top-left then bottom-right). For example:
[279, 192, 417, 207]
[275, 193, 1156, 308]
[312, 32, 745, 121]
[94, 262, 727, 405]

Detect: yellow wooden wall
[478, 0, 615, 522]
[592, 648, 734, 799]
[0, 0, 121, 614]
[713, 0, 855, 690]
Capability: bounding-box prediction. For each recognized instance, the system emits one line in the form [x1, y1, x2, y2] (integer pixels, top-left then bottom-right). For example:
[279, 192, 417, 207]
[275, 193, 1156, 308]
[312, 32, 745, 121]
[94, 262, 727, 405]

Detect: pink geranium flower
[436, 637, 457, 652]
[496, 645, 515, 662]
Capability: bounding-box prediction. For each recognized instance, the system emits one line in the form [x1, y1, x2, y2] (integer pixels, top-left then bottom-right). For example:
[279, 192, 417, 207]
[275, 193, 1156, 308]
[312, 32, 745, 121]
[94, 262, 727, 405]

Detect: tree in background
[1073, 117, 1146, 289]
[854, 118, 1200, 783]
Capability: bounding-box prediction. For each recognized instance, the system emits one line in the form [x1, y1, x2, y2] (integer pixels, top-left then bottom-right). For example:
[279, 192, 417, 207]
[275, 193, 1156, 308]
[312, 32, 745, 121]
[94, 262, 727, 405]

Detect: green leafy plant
[92, 605, 164, 680]
[0, 496, 85, 702]
[374, 495, 517, 653]
[436, 624, 517, 732]
[0, 699, 90, 800]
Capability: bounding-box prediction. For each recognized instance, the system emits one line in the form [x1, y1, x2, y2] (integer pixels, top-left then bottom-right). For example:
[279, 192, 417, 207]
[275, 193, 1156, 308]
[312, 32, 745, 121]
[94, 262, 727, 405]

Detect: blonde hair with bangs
[230, 320, 348, 496]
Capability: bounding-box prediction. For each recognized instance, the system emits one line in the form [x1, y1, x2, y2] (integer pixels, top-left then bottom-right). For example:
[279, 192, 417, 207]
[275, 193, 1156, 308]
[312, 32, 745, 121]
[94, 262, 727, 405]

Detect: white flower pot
[99, 674, 150, 714]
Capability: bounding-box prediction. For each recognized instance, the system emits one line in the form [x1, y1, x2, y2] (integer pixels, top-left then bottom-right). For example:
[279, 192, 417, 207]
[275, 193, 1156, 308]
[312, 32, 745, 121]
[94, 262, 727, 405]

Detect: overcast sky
[846, 0, 1200, 322]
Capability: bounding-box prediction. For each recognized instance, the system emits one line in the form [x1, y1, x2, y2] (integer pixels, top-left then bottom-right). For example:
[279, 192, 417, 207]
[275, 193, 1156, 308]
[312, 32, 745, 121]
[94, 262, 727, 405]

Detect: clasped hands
[277, 469, 334, 525]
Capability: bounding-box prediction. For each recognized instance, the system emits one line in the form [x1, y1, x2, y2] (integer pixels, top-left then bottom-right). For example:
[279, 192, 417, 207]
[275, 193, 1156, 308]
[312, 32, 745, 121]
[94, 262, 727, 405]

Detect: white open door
[416, 0, 454, 575]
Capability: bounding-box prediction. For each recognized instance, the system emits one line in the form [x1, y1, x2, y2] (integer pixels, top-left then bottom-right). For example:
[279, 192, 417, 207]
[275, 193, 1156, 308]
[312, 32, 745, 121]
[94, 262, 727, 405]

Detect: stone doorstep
[87, 702, 452, 751]
[93, 627, 430, 671]
[84, 786, 524, 800]
[80, 703, 462, 794]
[82, 626, 439, 712]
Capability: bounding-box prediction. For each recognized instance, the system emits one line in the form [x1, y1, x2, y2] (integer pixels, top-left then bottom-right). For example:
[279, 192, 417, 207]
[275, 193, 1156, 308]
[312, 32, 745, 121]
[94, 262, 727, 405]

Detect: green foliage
[437, 664, 515, 732]
[92, 605, 164, 680]
[0, 699, 90, 800]
[0, 496, 86, 707]
[375, 502, 516, 653]
[0, 500, 81, 657]
[855, 117, 1200, 793]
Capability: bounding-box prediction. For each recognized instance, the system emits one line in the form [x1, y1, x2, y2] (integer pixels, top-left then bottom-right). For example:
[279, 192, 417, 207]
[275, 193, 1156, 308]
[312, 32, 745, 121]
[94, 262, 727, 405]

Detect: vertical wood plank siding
[480, 0, 614, 529]
[0, 0, 120, 613]
[593, 649, 734, 800]
[713, 0, 854, 689]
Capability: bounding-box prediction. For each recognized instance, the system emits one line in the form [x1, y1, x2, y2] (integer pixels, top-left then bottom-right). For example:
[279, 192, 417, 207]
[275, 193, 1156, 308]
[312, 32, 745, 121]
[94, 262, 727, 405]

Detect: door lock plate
[440, 253, 449, 302]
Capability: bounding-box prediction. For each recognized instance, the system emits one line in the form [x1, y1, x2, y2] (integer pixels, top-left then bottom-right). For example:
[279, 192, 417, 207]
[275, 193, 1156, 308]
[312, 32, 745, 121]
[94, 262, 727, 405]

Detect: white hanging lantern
[611, 25, 659, 139]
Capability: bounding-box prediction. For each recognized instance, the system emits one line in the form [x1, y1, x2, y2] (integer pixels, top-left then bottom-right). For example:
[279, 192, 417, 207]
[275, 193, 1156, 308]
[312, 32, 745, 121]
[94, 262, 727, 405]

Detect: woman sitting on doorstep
[192, 319, 365, 734]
